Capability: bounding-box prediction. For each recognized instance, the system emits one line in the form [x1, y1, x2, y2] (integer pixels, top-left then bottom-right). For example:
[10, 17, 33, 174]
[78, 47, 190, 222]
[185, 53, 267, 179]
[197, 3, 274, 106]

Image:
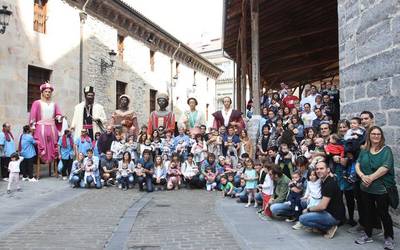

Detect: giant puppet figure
[179, 97, 205, 134]
[212, 96, 245, 133]
[29, 82, 63, 163]
[147, 93, 175, 136]
[111, 94, 139, 139]
[71, 86, 107, 141]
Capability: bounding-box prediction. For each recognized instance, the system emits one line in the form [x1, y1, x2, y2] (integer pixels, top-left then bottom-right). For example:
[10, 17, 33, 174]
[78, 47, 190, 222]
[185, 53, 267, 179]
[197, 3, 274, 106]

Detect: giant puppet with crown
[29, 82, 63, 164]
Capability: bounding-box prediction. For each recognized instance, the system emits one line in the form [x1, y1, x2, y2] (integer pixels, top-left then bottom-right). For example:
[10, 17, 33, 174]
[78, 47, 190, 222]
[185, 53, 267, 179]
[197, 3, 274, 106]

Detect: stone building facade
[338, 0, 400, 220]
[338, 0, 400, 165]
[191, 38, 235, 111]
[0, 0, 222, 137]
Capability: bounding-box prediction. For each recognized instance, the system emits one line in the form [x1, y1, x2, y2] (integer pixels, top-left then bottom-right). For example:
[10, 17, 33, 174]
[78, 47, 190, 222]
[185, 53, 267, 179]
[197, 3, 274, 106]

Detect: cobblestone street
[0, 180, 399, 250]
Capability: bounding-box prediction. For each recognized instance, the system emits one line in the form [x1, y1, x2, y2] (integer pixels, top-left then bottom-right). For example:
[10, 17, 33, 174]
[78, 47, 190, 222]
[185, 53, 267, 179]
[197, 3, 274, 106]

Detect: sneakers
[304, 227, 322, 233]
[258, 213, 272, 221]
[285, 217, 296, 222]
[292, 222, 303, 230]
[62, 177, 68, 181]
[28, 178, 38, 182]
[384, 237, 395, 250]
[6, 189, 11, 194]
[324, 225, 338, 239]
[22, 177, 29, 181]
[355, 233, 373, 244]
[3, 178, 9, 181]
[347, 224, 363, 234]
[245, 203, 251, 208]
[253, 203, 258, 208]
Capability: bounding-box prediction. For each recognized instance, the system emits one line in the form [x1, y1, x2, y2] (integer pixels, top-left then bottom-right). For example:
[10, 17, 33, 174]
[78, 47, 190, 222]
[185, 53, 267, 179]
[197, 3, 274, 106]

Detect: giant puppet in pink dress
[29, 82, 63, 163]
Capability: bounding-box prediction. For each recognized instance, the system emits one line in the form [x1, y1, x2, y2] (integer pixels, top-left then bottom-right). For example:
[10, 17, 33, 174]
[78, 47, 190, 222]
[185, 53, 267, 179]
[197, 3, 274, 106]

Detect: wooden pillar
[248, 63, 253, 100]
[235, 34, 241, 110]
[239, 0, 247, 114]
[250, 0, 260, 115]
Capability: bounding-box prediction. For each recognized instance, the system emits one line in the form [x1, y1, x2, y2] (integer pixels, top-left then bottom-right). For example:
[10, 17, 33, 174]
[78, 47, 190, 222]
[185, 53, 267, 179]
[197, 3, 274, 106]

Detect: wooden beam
[265, 59, 338, 77]
[240, 0, 248, 114]
[250, 0, 260, 115]
[262, 26, 337, 46]
[264, 45, 338, 63]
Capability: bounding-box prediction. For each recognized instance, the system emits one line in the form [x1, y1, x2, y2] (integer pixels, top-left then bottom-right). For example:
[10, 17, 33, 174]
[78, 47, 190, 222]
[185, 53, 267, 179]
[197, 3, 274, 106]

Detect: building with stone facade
[191, 37, 235, 111]
[0, 0, 222, 137]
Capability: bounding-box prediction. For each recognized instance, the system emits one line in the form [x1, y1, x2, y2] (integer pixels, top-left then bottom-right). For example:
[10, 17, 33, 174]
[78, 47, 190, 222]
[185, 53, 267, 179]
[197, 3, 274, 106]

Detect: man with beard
[71, 86, 107, 141]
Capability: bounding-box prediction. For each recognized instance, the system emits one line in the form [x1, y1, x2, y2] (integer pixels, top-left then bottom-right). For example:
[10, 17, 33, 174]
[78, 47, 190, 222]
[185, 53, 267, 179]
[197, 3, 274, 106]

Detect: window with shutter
[33, 0, 48, 33]
[27, 65, 52, 111]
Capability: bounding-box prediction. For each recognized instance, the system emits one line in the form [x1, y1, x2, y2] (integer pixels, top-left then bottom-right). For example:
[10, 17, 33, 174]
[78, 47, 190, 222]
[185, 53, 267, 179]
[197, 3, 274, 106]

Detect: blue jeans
[299, 211, 339, 231]
[83, 176, 102, 189]
[70, 175, 81, 187]
[116, 174, 134, 185]
[270, 200, 308, 217]
[137, 175, 153, 192]
[270, 202, 295, 217]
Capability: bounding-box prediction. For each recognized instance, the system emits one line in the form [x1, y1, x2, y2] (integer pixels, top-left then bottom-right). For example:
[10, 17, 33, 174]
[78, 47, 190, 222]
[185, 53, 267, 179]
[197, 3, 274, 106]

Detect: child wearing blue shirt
[19, 125, 37, 181]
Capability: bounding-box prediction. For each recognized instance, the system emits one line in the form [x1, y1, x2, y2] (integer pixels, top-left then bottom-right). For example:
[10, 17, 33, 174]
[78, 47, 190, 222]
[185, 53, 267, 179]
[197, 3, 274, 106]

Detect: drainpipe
[170, 43, 181, 112]
[78, 0, 90, 102]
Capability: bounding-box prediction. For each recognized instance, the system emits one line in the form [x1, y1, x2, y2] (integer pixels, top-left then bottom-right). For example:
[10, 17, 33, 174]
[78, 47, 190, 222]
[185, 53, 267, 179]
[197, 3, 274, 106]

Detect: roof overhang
[223, 0, 339, 88]
[67, 0, 223, 79]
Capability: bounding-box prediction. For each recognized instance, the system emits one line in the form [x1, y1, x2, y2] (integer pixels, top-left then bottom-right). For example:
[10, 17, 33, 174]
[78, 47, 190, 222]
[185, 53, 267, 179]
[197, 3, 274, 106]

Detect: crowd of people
[0, 81, 397, 250]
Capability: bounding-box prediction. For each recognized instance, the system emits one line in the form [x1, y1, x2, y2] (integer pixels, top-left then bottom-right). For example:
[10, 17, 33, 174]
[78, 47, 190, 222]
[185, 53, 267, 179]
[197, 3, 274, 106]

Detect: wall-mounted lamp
[0, 5, 13, 34]
[100, 50, 117, 73]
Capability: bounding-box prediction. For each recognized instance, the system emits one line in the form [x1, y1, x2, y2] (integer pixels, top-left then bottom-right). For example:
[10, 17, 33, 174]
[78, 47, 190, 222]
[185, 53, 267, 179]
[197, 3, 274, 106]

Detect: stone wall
[338, 0, 400, 223]
[0, 0, 216, 138]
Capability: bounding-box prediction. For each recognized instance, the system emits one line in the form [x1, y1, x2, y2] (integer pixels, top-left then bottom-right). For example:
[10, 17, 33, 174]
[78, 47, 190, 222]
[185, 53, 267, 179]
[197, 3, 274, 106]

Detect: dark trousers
[184, 174, 202, 188]
[353, 182, 381, 229]
[152, 177, 167, 186]
[61, 158, 73, 177]
[137, 175, 154, 192]
[22, 157, 35, 178]
[361, 191, 393, 239]
[120, 176, 129, 189]
[1, 157, 10, 178]
[344, 189, 355, 221]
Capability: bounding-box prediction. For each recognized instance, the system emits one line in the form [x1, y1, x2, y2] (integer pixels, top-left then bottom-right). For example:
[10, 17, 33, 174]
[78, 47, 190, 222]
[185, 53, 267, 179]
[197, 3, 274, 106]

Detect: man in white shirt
[301, 103, 317, 129]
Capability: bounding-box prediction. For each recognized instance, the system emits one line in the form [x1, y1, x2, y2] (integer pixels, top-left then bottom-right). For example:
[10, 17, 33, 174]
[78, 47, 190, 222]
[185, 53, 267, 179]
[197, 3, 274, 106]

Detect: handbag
[385, 184, 399, 209]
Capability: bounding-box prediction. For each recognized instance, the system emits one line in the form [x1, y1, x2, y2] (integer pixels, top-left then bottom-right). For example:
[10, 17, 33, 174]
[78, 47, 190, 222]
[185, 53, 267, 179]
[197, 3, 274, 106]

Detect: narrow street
[0, 179, 398, 250]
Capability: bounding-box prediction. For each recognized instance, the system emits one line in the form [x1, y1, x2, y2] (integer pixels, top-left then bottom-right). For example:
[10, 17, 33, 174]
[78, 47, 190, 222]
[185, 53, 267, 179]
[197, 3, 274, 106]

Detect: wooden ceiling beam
[263, 58, 338, 77]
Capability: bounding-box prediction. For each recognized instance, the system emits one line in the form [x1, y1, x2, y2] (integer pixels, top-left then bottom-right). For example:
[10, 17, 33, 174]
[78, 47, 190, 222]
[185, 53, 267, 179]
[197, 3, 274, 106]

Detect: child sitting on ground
[285, 170, 304, 223]
[167, 161, 181, 190]
[134, 162, 145, 179]
[84, 159, 96, 186]
[205, 166, 217, 191]
[232, 178, 247, 198]
[220, 175, 234, 197]
[7, 152, 24, 194]
[118, 160, 132, 191]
